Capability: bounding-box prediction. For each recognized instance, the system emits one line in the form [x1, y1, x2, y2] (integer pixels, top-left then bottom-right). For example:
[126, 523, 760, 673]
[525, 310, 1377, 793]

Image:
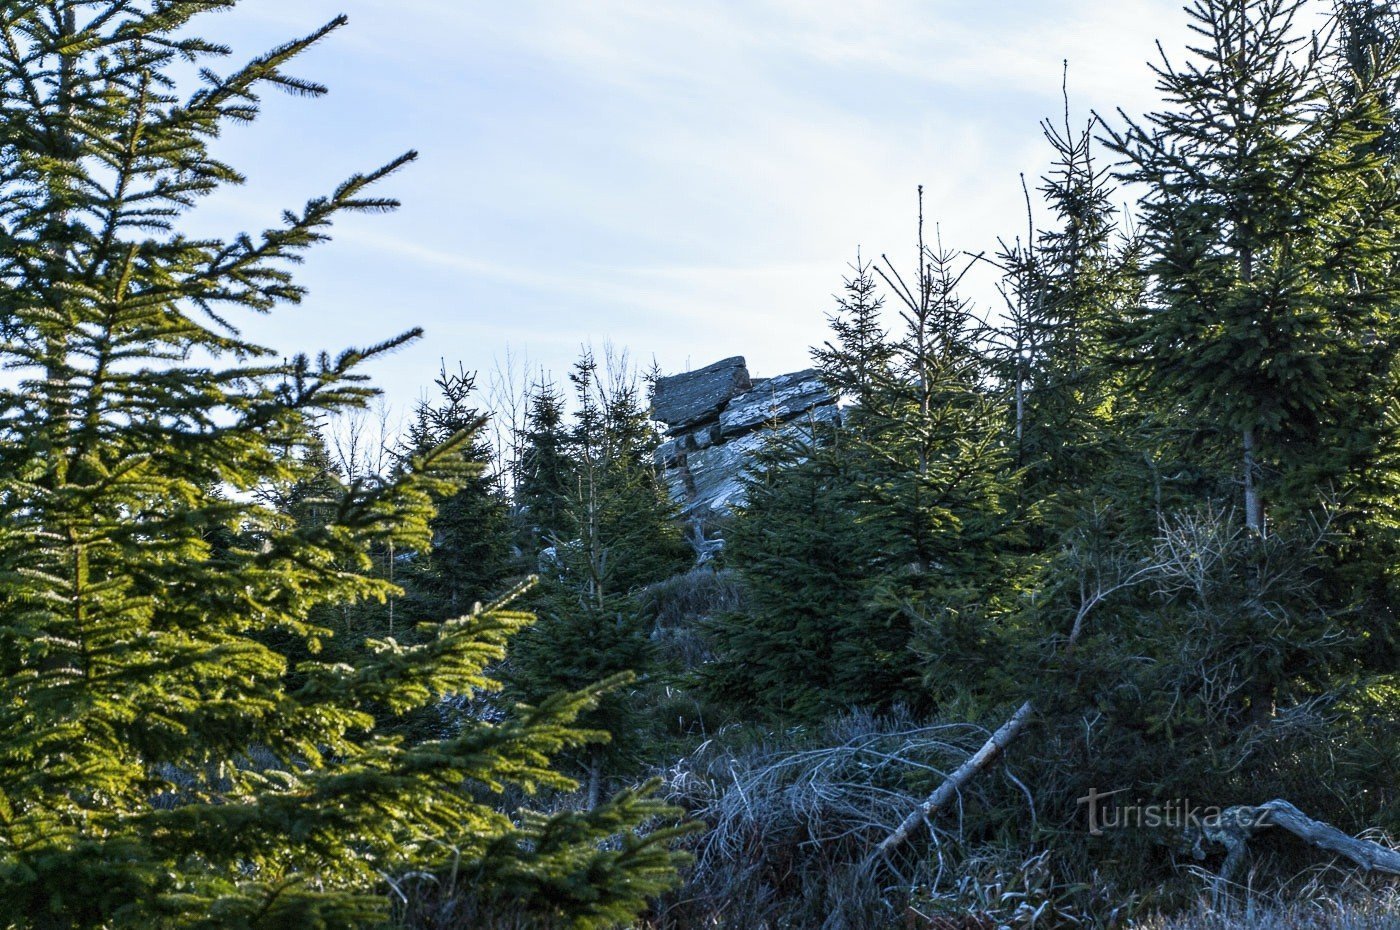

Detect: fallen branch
[1256, 799, 1400, 875]
[1187, 798, 1400, 906]
[873, 699, 1035, 857]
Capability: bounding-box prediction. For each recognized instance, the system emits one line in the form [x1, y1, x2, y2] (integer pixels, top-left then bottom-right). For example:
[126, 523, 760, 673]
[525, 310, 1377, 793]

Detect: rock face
[719, 369, 833, 437]
[651, 357, 838, 538]
[651, 356, 751, 432]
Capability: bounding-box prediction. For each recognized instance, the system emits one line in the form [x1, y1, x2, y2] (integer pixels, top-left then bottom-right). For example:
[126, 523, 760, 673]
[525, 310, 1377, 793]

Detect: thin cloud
[203, 0, 1236, 404]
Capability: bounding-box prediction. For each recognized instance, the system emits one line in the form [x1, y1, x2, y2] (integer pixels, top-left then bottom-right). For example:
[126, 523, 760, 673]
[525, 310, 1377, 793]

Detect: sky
[194, 0, 1214, 414]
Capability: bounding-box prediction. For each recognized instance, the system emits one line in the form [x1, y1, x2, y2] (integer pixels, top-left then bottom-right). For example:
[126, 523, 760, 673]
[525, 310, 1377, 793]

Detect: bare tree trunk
[1259, 800, 1400, 874]
[1203, 798, 1400, 898]
[1236, 226, 1265, 537]
[1243, 425, 1264, 536]
[44, 6, 78, 442]
[1014, 354, 1025, 461]
[586, 745, 604, 810]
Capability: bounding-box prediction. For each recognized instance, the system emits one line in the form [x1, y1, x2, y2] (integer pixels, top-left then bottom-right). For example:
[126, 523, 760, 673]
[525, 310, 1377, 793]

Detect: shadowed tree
[507, 351, 690, 806]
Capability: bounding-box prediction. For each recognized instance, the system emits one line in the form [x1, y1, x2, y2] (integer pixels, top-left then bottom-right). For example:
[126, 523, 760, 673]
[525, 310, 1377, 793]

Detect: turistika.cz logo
[1075, 787, 1267, 837]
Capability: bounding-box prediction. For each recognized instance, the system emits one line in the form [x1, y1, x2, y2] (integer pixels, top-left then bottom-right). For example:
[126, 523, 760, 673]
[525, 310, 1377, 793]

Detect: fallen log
[873, 699, 1035, 857]
[1248, 800, 1400, 875]
[1184, 798, 1400, 904]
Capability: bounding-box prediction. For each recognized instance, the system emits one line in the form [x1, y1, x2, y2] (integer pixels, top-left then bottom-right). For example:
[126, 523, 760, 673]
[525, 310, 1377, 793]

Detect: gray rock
[681, 440, 752, 515]
[664, 468, 691, 511]
[677, 420, 827, 517]
[654, 359, 841, 539]
[805, 402, 841, 428]
[652, 356, 751, 432]
[718, 368, 834, 438]
[654, 437, 684, 468]
[692, 422, 722, 450]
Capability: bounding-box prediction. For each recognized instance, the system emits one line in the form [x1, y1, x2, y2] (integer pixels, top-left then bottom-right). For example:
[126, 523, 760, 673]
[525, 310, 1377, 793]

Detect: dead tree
[1188, 799, 1400, 906]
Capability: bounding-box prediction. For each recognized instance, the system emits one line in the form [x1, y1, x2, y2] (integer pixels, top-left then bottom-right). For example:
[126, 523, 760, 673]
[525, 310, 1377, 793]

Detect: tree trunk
[1201, 798, 1400, 894]
[1258, 799, 1400, 874]
[586, 745, 604, 811]
[1243, 425, 1264, 536]
[1014, 355, 1026, 464]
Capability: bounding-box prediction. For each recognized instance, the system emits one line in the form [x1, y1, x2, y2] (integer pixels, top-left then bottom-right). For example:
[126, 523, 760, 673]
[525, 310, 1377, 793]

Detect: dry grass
[905, 847, 1138, 928]
[641, 567, 746, 630]
[650, 708, 1065, 930]
[1137, 886, 1400, 929]
[640, 567, 746, 669]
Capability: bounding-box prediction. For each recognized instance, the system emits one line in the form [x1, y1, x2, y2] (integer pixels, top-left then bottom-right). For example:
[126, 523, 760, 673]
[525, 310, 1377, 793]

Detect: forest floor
[1141, 890, 1400, 929]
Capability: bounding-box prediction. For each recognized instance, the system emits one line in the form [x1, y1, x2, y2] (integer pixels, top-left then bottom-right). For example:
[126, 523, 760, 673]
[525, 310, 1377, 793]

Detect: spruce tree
[397, 365, 518, 626]
[1036, 0, 1400, 837]
[997, 92, 1138, 512]
[831, 225, 1021, 709]
[816, 254, 895, 414]
[702, 267, 887, 722]
[1102, 0, 1400, 536]
[0, 5, 683, 925]
[1337, 0, 1400, 156]
[506, 352, 689, 805]
[710, 221, 1022, 721]
[514, 379, 576, 555]
[701, 430, 880, 720]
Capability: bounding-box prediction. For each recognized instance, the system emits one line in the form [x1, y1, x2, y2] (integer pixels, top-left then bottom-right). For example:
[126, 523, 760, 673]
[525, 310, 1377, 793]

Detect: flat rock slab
[652, 356, 751, 432]
[718, 369, 834, 437]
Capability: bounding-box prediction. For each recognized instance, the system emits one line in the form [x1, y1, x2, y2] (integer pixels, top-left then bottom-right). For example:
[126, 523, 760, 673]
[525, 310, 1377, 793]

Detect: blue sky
[198, 0, 1210, 413]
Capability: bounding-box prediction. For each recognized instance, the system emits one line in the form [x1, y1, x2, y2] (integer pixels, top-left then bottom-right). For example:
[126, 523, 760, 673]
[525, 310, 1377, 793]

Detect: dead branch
[873, 699, 1035, 857]
[1188, 798, 1400, 907]
[1257, 799, 1400, 875]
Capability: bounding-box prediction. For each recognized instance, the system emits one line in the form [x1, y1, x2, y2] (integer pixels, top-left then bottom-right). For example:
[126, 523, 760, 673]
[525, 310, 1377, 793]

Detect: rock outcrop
[652, 357, 838, 539]
[652, 356, 752, 431]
